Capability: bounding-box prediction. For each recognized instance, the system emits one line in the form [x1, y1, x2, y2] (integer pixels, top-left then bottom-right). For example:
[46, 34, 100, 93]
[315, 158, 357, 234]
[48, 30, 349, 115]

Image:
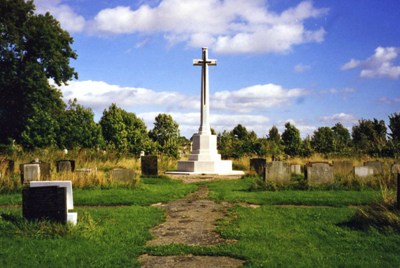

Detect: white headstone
[354, 166, 374, 177]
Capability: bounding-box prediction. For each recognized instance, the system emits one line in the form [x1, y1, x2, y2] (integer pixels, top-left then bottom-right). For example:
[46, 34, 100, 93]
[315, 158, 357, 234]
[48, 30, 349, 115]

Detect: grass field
[1, 176, 399, 267]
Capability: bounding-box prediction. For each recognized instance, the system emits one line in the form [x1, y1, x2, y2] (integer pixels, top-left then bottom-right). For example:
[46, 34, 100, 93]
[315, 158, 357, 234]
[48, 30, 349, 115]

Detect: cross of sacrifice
[193, 47, 217, 135]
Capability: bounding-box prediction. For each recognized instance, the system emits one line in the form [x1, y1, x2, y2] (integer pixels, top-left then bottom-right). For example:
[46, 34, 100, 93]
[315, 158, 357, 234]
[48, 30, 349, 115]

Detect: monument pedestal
[172, 133, 244, 175]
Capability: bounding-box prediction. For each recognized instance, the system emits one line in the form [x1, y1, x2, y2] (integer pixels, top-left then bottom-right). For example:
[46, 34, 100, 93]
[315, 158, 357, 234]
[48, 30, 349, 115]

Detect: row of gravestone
[1, 156, 159, 183]
[250, 158, 400, 186]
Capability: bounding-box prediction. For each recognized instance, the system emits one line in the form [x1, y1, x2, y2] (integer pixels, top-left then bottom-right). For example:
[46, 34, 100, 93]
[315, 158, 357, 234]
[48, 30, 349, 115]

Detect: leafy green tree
[352, 119, 387, 156]
[300, 135, 313, 157]
[267, 126, 281, 143]
[388, 113, 400, 142]
[311, 127, 334, 154]
[149, 114, 180, 158]
[121, 109, 152, 156]
[267, 125, 283, 157]
[58, 99, 103, 149]
[0, 0, 77, 145]
[332, 122, 351, 154]
[281, 122, 302, 157]
[100, 104, 128, 152]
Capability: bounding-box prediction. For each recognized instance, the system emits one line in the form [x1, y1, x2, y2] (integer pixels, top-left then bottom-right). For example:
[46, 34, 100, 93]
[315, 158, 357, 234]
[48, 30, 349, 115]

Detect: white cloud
[379, 97, 400, 105]
[341, 46, 400, 79]
[212, 84, 308, 112]
[294, 63, 311, 73]
[34, 0, 85, 33]
[60, 80, 197, 112]
[319, 113, 358, 124]
[89, 0, 328, 54]
[320, 87, 356, 94]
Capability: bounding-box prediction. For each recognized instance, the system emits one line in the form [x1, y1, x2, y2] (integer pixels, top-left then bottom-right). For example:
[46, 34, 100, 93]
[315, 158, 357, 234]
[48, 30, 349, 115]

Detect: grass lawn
[1, 176, 399, 267]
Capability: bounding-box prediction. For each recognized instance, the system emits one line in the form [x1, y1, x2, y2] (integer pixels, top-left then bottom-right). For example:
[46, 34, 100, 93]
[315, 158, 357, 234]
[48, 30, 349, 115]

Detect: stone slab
[30, 181, 74, 210]
[306, 162, 334, 186]
[290, 164, 302, 175]
[354, 166, 375, 177]
[110, 168, 136, 182]
[364, 160, 383, 174]
[23, 164, 40, 182]
[56, 160, 75, 172]
[333, 161, 353, 176]
[141, 156, 158, 176]
[264, 161, 291, 185]
[392, 164, 400, 174]
[250, 158, 266, 176]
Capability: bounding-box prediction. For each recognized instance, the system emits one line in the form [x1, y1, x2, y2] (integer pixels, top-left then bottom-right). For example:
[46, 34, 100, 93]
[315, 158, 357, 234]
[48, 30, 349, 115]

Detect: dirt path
[138, 185, 244, 268]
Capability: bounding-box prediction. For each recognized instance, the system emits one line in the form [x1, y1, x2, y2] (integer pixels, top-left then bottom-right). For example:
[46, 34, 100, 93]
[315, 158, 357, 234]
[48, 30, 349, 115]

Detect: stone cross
[193, 47, 217, 135]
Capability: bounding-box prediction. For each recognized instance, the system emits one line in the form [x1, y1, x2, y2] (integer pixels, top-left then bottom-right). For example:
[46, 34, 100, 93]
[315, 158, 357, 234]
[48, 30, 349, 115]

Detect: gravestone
[305, 162, 334, 186]
[22, 164, 40, 183]
[264, 161, 291, 185]
[75, 167, 97, 174]
[364, 160, 383, 175]
[333, 161, 353, 176]
[354, 166, 375, 177]
[392, 164, 400, 174]
[290, 164, 301, 175]
[110, 168, 135, 182]
[56, 160, 75, 172]
[250, 158, 266, 176]
[29, 181, 77, 225]
[141, 156, 158, 176]
[23, 186, 67, 224]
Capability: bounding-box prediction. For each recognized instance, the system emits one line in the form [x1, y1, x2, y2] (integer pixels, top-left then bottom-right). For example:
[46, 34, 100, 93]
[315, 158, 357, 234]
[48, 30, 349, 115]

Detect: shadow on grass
[338, 205, 400, 233]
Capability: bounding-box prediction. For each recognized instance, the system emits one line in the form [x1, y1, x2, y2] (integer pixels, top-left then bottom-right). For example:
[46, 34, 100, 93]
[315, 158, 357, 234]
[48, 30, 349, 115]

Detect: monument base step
[168, 160, 245, 175]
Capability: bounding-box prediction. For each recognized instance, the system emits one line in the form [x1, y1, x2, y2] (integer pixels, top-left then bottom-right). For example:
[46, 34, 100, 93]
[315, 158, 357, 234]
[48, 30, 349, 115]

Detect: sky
[34, 0, 400, 138]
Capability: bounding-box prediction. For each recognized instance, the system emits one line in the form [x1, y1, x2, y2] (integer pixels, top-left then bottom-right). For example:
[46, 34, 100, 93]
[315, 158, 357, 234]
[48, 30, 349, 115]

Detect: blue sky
[35, 0, 400, 138]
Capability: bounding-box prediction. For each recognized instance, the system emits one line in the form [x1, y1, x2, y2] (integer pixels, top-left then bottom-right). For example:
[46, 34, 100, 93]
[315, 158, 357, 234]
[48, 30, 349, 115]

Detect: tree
[58, 99, 103, 149]
[99, 104, 128, 152]
[311, 127, 334, 154]
[121, 109, 152, 156]
[300, 135, 313, 157]
[332, 122, 351, 154]
[388, 113, 400, 142]
[281, 122, 302, 157]
[266, 126, 283, 157]
[352, 119, 387, 156]
[149, 114, 180, 158]
[267, 126, 281, 144]
[0, 0, 77, 145]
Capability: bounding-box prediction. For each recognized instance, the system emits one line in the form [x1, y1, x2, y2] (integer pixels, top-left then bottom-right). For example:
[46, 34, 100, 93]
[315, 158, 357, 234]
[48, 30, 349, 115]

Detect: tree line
[217, 114, 400, 159]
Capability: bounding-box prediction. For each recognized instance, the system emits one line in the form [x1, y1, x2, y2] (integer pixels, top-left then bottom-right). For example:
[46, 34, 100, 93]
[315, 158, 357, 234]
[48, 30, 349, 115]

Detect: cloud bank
[35, 0, 328, 54]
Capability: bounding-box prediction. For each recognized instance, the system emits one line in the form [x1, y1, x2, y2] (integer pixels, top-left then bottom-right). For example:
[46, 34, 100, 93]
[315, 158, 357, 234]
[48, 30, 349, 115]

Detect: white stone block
[30, 181, 74, 210]
[354, 166, 374, 177]
[67, 212, 78, 225]
[24, 164, 40, 182]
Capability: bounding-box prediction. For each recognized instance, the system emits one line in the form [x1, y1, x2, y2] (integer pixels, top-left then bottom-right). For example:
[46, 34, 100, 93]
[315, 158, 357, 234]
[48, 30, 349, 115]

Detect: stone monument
[170, 48, 243, 175]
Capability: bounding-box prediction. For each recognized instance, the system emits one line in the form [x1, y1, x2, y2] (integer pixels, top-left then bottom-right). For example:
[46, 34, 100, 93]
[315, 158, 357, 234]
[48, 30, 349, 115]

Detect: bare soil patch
[139, 185, 244, 267]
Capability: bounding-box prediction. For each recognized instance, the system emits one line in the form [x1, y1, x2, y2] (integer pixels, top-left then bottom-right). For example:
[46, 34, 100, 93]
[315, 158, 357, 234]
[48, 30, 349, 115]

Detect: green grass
[207, 177, 382, 206]
[0, 177, 197, 206]
[0, 206, 163, 267]
[1, 176, 399, 267]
